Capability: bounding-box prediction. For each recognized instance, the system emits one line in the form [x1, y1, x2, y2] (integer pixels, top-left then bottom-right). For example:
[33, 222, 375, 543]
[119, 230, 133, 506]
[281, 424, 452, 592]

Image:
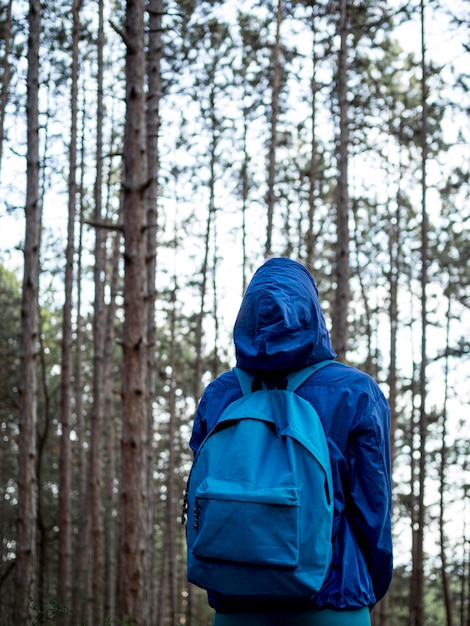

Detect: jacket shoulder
[305, 361, 387, 398]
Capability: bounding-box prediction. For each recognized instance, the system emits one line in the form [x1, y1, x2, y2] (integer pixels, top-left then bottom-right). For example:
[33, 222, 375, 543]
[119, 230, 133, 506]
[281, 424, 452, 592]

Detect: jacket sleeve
[189, 395, 208, 455]
[347, 389, 393, 602]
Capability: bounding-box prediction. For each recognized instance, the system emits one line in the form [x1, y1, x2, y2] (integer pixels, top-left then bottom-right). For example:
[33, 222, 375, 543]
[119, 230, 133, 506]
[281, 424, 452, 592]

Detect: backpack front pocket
[191, 476, 300, 568]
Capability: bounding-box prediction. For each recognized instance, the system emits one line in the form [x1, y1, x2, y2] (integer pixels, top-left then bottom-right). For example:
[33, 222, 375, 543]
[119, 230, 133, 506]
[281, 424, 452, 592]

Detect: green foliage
[31, 599, 70, 625]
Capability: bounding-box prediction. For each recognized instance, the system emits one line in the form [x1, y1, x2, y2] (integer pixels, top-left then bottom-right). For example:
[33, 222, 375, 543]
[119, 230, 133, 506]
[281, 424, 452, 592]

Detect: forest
[0, 0, 469, 624]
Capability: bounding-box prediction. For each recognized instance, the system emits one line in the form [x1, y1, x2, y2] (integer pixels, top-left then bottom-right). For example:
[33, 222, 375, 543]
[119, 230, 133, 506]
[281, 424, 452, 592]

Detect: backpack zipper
[193, 499, 199, 530]
[181, 489, 200, 531]
[181, 489, 189, 525]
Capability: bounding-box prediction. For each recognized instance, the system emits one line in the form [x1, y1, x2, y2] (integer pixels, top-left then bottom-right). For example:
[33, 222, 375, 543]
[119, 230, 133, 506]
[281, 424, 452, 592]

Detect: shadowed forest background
[0, 0, 469, 624]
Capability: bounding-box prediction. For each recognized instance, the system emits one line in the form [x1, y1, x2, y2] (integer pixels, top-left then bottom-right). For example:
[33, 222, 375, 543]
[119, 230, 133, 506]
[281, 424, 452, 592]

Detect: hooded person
[189, 257, 393, 626]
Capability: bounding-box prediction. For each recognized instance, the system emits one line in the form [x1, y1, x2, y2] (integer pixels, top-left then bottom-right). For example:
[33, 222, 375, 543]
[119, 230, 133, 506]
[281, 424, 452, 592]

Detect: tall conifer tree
[118, 0, 148, 621]
[411, 2, 429, 624]
[88, 0, 106, 620]
[57, 0, 80, 615]
[15, 0, 41, 621]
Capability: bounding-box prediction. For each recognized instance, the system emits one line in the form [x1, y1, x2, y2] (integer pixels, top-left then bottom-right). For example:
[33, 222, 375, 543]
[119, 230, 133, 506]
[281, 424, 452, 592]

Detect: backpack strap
[233, 360, 336, 396]
[286, 360, 335, 391]
[233, 367, 255, 396]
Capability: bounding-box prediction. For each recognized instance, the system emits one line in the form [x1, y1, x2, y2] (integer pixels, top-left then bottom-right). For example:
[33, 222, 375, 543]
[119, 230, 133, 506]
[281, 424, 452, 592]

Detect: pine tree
[57, 0, 81, 615]
[118, 0, 148, 621]
[15, 0, 41, 621]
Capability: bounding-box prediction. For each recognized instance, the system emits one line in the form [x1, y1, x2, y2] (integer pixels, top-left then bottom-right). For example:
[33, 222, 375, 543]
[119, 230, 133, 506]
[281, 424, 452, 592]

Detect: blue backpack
[184, 361, 334, 600]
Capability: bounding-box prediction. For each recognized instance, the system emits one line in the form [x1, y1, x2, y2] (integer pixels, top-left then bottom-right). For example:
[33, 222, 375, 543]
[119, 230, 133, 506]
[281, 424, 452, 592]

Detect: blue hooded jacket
[189, 258, 393, 611]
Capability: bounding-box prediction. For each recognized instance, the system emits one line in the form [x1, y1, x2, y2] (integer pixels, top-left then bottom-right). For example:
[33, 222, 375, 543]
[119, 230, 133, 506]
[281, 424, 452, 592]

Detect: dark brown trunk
[15, 0, 41, 621]
[57, 0, 80, 615]
[145, 1, 163, 617]
[88, 0, 106, 620]
[118, 0, 148, 621]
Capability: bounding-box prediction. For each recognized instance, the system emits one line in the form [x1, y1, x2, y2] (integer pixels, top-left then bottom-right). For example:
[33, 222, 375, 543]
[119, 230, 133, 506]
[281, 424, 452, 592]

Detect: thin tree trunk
[34, 70, 59, 601]
[265, 0, 282, 257]
[411, 2, 428, 623]
[37, 307, 53, 617]
[212, 223, 219, 376]
[306, 7, 318, 269]
[103, 221, 121, 623]
[165, 282, 179, 625]
[388, 171, 402, 469]
[71, 96, 90, 626]
[351, 199, 373, 372]
[409, 325, 420, 626]
[239, 27, 251, 294]
[145, 0, 163, 619]
[194, 96, 216, 399]
[240, 53, 249, 294]
[35, 78, 55, 615]
[88, 0, 106, 620]
[439, 297, 453, 626]
[118, 0, 148, 621]
[14, 0, 41, 621]
[57, 0, 80, 615]
[332, 0, 350, 362]
[209, 92, 220, 374]
[0, 0, 12, 176]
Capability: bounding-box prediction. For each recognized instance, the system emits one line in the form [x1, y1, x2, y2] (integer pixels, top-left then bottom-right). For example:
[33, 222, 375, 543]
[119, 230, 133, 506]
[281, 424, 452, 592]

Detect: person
[189, 257, 393, 626]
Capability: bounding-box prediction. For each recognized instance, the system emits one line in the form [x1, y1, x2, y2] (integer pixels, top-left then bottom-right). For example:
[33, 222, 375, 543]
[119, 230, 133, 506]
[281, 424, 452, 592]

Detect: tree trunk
[239, 29, 249, 295]
[208, 83, 219, 377]
[411, 3, 428, 623]
[103, 223, 121, 624]
[194, 90, 216, 399]
[332, 0, 350, 362]
[145, 0, 163, 619]
[388, 176, 402, 469]
[439, 298, 453, 626]
[71, 100, 90, 626]
[351, 199, 373, 372]
[15, 0, 41, 621]
[89, 0, 106, 620]
[306, 7, 318, 270]
[212, 229, 220, 376]
[241, 95, 249, 294]
[37, 323, 53, 618]
[118, 0, 148, 621]
[265, 0, 282, 257]
[165, 283, 179, 625]
[409, 339, 420, 626]
[57, 0, 80, 615]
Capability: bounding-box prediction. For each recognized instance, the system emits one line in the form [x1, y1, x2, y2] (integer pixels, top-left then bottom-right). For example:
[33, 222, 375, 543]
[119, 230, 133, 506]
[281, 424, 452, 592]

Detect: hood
[234, 258, 336, 372]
